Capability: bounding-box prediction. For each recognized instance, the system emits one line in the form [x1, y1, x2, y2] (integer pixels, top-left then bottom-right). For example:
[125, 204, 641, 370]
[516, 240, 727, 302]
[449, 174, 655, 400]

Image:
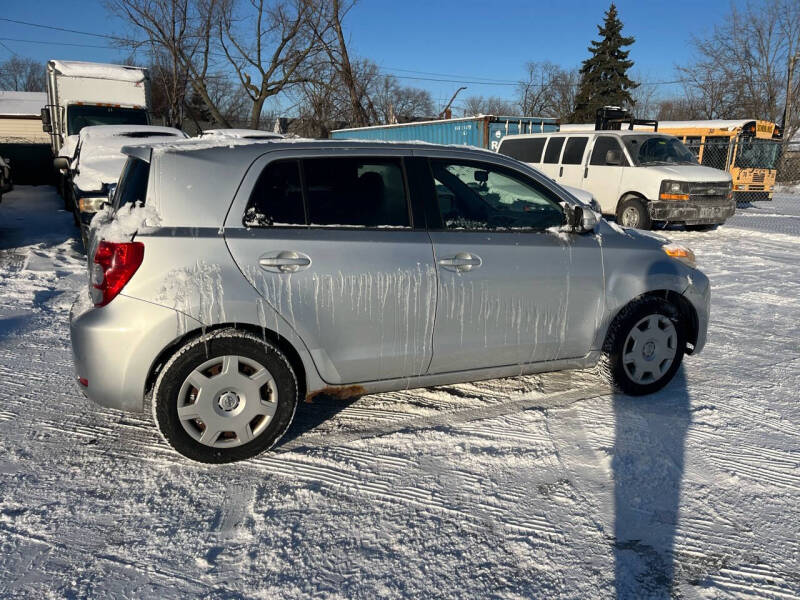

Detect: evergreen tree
[570, 3, 638, 123]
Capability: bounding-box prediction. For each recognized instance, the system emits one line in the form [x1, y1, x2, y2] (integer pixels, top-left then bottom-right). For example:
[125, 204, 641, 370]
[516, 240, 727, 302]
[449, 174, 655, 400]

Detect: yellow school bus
[653, 120, 782, 203]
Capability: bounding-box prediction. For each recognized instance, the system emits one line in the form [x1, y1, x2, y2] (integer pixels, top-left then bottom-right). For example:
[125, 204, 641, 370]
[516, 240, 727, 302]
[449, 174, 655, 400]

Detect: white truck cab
[497, 130, 735, 230]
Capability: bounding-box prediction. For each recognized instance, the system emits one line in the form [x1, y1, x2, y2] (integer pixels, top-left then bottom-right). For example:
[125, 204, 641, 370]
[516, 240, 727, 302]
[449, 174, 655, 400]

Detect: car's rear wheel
[153, 330, 298, 463]
[616, 197, 651, 230]
[600, 297, 685, 396]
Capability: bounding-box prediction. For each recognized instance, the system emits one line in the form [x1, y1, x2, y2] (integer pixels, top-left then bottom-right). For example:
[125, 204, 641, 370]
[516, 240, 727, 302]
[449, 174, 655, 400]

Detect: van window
[589, 136, 629, 166]
[542, 137, 565, 163]
[244, 160, 305, 227]
[498, 137, 546, 163]
[304, 157, 409, 228]
[114, 157, 150, 210]
[562, 137, 589, 165]
[430, 160, 563, 231]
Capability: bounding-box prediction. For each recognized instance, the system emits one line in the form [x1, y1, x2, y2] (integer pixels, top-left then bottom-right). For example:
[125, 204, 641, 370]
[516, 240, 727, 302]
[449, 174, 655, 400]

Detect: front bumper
[70, 293, 201, 412]
[682, 270, 711, 354]
[649, 199, 736, 225]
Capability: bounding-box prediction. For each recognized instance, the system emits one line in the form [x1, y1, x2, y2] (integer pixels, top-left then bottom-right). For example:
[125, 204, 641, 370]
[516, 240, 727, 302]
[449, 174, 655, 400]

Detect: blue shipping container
[330, 115, 559, 151]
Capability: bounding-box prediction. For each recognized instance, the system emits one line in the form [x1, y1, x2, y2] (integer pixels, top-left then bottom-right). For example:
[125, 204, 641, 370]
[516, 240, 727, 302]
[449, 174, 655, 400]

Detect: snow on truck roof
[48, 60, 148, 82]
[559, 120, 766, 133]
[79, 125, 185, 141]
[201, 128, 284, 139]
[0, 91, 46, 116]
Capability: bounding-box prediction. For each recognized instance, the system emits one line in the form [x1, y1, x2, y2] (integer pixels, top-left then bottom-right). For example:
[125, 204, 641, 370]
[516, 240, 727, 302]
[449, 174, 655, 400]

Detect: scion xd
[70, 139, 709, 463]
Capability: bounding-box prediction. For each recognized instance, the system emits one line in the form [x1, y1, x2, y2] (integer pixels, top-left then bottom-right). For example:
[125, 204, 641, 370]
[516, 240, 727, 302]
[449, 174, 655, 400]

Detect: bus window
[684, 136, 702, 159]
[701, 136, 730, 170]
[735, 138, 782, 170]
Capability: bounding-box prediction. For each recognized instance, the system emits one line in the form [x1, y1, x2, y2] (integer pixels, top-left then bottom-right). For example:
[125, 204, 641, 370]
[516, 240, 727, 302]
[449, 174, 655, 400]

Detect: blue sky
[0, 0, 744, 113]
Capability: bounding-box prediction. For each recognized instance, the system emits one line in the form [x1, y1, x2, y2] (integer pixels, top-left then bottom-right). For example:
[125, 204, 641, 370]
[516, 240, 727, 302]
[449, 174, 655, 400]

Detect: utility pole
[782, 53, 797, 137]
[439, 87, 467, 120]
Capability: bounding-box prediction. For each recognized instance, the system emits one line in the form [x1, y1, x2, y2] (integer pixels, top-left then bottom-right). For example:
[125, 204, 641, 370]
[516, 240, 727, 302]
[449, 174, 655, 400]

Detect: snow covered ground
[1, 186, 799, 599]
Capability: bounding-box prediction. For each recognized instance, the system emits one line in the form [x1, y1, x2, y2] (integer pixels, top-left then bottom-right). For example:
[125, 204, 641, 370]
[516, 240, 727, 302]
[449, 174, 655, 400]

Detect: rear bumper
[649, 199, 736, 225]
[70, 293, 202, 412]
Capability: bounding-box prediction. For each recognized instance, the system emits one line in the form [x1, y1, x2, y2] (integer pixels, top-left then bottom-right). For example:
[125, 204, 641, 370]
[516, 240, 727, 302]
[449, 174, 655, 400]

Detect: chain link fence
[681, 137, 800, 202]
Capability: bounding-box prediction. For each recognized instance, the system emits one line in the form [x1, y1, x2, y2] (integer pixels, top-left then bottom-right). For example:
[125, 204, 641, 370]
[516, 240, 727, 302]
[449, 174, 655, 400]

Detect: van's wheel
[152, 330, 298, 463]
[616, 197, 651, 230]
[599, 297, 685, 396]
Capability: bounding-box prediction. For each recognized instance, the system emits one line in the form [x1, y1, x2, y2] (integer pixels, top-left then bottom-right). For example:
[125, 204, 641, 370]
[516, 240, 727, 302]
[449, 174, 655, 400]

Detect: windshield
[623, 135, 698, 166]
[735, 138, 782, 170]
[67, 105, 148, 136]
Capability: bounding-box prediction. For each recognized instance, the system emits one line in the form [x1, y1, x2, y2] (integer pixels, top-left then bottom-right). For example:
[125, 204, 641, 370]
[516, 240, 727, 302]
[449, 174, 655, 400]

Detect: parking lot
[1, 186, 799, 598]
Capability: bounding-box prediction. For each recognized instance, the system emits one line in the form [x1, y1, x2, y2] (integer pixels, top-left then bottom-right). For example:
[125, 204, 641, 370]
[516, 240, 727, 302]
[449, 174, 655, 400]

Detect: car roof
[120, 137, 500, 163]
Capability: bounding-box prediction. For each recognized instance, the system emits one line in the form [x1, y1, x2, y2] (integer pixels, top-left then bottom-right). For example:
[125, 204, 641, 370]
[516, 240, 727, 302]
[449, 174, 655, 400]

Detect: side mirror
[53, 156, 70, 170]
[566, 204, 599, 233]
[605, 150, 622, 166]
[41, 108, 52, 133]
[580, 208, 599, 231]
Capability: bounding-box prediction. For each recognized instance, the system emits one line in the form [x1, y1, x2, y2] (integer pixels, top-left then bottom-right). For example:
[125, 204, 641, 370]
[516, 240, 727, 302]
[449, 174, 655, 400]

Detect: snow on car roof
[201, 128, 284, 139]
[49, 60, 147, 82]
[0, 91, 46, 116]
[79, 125, 186, 141]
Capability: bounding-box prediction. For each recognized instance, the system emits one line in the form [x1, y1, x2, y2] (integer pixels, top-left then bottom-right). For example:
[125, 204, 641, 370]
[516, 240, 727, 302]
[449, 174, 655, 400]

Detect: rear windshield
[498, 138, 546, 163]
[114, 157, 150, 210]
[67, 105, 148, 136]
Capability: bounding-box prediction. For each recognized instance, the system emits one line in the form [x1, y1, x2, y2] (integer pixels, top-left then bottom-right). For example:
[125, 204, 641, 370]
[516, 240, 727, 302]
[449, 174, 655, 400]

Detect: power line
[0, 17, 689, 89]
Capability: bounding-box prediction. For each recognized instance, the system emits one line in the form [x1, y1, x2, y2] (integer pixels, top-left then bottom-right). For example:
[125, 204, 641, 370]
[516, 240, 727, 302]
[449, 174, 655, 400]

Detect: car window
[542, 137, 565, 164]
[589, 136, 629, 166]
[431, 160, 564, 231]
[498, 137, 546, 163]
[244, 160, 304, 227]
[303, 157, 409, 228]
[562, 137, 589, 165]
[114, 157, 150, 210]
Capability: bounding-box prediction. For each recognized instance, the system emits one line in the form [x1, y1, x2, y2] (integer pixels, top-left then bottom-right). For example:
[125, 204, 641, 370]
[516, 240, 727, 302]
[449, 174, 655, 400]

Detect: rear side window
[498, 138, 546, 163]
[303, 158, 409, 228]
[542, 137, 565, 163]
[562, 137, 588, 164]
[244, 160, 304, 227]
[589, 136, 629, 166]
[114, 157, 150, 210]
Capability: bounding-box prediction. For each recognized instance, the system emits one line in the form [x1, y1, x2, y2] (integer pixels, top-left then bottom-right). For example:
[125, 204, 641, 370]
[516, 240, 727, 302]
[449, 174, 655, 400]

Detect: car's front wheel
[152, 329, 299, 463]
[600, 297, 685, 396]
[616, 197, 652, 230]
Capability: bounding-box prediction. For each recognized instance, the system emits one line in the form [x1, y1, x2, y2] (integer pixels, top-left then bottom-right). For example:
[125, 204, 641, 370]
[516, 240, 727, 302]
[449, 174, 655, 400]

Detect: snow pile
[89, 201, 161, 242]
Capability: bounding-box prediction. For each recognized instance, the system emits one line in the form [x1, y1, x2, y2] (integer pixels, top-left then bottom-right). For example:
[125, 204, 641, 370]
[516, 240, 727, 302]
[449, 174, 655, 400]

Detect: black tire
[685, 224, 717, 232]
[152, 329, 299, 463]
[616, 197, 652, 230]
[599, 297, 685, 396]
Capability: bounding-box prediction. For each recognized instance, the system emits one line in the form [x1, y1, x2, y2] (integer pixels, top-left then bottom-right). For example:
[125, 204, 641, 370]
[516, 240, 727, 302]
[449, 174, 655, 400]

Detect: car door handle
[259, 251, 311, 273]
[438, 252, 482, 272]
[559, 166, 563, 177]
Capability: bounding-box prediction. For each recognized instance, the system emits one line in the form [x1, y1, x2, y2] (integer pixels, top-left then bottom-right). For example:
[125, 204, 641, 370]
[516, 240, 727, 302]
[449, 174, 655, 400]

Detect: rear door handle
[438, 252, 482, 272]
[559, 166, 563, 177]
[259, 251, 311, 273]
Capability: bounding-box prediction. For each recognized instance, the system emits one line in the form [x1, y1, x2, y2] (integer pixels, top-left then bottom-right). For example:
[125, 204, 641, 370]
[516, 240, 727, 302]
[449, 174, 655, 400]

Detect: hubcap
[622, 314, 678, 385]
[621, 206, 640, 228]
[176, 355, 278, 448]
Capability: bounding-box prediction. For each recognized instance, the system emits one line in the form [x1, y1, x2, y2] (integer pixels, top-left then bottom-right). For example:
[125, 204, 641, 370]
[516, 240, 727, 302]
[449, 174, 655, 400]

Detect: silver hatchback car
[70, 139, 709, 463]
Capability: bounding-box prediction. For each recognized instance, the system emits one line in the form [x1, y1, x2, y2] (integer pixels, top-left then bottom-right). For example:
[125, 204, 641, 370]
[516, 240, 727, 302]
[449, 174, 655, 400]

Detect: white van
[497, 130, 735, 230]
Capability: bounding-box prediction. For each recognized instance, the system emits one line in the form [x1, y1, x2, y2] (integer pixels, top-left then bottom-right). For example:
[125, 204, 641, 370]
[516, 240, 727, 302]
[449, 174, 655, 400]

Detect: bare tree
[0, 57, 44, 92]
[516, 61, 578, 119]
[461, 95, 516, 117]
[218, 0, 328, 128]
[679, 0, 800, 137]
[109, 0, 231, 125]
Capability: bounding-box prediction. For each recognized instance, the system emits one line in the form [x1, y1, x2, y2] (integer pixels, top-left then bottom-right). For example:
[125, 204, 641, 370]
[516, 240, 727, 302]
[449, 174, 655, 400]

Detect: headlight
[77, 196, 107, 213]
[659, 180, 690, 201]
[663, 243, 696, 268]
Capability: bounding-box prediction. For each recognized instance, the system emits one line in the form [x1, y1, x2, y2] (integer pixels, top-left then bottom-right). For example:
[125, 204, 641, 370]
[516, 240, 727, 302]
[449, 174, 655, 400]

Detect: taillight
[91, 241, 144, 307]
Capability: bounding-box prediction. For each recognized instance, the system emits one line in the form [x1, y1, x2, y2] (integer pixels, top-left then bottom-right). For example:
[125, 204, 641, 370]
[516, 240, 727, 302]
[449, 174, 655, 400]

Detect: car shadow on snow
[613, 367, 690, 598]
[276, 394, 361, 448]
